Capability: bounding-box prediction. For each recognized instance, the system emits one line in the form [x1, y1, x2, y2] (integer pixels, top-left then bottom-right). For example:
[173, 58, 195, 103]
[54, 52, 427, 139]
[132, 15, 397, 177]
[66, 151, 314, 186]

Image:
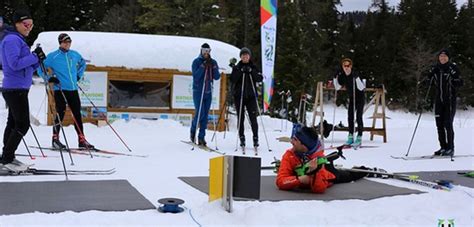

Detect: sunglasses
[22, 22, 34, 29]
[201, 48, 211, 54]
[343, 64, 352, 68]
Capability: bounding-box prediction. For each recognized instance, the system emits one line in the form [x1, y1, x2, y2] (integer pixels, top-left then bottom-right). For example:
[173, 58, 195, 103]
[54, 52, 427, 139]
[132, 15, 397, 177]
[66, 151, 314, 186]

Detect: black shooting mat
[179, 175, 424, 201]
[401, 170, 474, 188]
[0, 180, 155, 215]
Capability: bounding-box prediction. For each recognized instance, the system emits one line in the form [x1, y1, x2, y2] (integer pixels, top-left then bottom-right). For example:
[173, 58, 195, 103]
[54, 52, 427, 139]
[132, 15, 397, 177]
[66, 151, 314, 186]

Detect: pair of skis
[238, 145, 259, 156]
[390, 154, 473, 161]
[29, 146, 147, 158]
[181, 140, 225, 155]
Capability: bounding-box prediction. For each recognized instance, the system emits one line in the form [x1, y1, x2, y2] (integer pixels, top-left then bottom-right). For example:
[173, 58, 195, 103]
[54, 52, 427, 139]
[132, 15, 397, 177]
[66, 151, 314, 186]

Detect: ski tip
[31, 157, 36, 160]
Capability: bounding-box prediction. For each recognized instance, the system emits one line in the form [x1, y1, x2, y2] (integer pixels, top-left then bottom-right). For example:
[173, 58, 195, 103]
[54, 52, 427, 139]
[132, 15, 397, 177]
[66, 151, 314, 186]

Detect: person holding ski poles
[38, 33, 95, 150]
[426, 49, 463, 157]
[276, 124, 368, 193]
[190, 43, 220, 146]
[1, 9, 43, 167]
[333, 58, 365, 147]
[230, 47, 263, 148]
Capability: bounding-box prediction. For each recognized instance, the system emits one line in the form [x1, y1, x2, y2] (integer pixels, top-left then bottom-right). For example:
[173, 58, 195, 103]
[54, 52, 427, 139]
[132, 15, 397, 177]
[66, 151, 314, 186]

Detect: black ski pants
[434, 100, 456, 150]
[348, 94, 364, 136]
[2, 90, 30, 163]
[325, 163, 367, 184]
[234, 96, 259, 141]
[53, 90, 84, 138]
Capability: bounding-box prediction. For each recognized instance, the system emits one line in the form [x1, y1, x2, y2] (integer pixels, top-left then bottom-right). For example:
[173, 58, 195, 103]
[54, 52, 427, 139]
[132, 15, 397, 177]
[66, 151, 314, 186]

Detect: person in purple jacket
[0, 9, 46, 167]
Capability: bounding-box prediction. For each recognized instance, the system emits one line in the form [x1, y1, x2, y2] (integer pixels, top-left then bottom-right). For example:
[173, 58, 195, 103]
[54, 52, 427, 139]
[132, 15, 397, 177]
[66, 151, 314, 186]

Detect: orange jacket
[276, 148, 336, 193]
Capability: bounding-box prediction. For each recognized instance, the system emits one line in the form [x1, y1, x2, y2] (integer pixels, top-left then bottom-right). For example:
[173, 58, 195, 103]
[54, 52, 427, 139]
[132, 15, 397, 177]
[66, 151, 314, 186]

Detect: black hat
[438, 49, 450, 59]
[12, 9, 32, 23]
[58, 33, 72, 43]
[240, 47, 251, 57]
[201, 43, 210, 49]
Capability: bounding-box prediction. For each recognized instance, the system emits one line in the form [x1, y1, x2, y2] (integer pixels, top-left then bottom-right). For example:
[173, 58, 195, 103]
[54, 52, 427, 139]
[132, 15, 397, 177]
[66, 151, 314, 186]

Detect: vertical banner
[260, 0, 277, 112]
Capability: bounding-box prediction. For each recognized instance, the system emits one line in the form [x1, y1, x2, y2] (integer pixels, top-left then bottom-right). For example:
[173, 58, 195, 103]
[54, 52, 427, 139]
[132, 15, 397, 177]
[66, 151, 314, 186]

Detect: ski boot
[253, 136, 259, 148]
[345, 134, 354, 145]
[52, 134, 66, 150]
[442, 148, 454, 157]
[198, 138, 207, 147]
[190, 131, 196, 143]
[352, 135, 362, 148]
[79, 135, 95, 149]
[433, 148, 445, 156]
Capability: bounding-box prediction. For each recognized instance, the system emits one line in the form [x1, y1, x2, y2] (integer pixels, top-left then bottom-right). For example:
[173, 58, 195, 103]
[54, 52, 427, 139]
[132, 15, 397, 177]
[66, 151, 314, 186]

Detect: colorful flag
[260, 0, 277, 112]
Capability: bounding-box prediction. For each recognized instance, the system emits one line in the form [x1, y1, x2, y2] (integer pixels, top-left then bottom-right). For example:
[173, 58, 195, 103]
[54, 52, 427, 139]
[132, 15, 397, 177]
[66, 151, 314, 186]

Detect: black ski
[0, 166, 115, 176]
[338, 168, 451, 191]
[390, 154, 473, 161]
[181, 140, 225, 155]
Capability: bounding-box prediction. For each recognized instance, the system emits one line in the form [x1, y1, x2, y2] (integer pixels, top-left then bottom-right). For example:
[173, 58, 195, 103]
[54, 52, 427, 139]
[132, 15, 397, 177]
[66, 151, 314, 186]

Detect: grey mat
[0, 180, 155, 215]
[179, 175, 424, 201]
[402, 170, 474, 188]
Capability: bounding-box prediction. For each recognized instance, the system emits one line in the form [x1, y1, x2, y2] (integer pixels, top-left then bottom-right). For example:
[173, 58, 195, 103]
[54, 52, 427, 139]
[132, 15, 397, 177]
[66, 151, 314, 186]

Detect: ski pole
[248, 74, 272, 152]
[56, 85, 93, 158]
[406, 77, 434, 156]
[192, 65, 209, 147]
[234, 69, 246, 152]
[330, 89, 338, 147]
[20, 136, 35, 160]
[29, 125, 46, 157]
[46, 84, 75, 166]
[77, 85, 132, 152]
[36, 47, 70, 179]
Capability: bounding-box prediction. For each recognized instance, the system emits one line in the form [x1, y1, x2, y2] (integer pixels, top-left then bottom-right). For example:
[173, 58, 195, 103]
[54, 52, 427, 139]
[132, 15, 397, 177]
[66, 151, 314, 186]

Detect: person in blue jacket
[190, 43, 220, 146]
[0, 9, 45, 166]
[38, 33, 94, 149]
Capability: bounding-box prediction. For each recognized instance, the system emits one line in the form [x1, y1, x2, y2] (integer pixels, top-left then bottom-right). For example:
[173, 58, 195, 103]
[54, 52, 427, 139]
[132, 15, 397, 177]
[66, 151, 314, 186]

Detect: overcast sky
[338, 0, 469, 12]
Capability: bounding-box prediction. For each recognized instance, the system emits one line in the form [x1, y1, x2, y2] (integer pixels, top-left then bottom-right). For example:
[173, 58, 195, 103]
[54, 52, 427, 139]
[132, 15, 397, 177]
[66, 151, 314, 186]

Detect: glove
[204, 58, 212, 67]
[33, 46, 46, 62]
[271, 158, 281, 173]
[229, 57, 237, 67]
[48, 77, 60, 84]
[77, 76, 81, 81]
[241, 66, 252, 73]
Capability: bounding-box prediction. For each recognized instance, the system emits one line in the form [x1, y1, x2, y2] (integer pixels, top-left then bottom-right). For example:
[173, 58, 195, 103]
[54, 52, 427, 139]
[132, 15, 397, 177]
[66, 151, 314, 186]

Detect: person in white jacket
[333, 58, 365, 146]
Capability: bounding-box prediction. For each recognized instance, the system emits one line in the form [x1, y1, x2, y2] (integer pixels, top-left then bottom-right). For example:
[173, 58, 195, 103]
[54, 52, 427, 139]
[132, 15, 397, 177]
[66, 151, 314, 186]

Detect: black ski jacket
[428, 62, 463, 104]
[334, 69, 365, 99]
[230, 60, 263, 99]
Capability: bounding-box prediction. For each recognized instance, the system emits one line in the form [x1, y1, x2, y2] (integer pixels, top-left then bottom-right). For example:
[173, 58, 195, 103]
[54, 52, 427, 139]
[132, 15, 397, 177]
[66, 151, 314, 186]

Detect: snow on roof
[33, 31, 240, 73]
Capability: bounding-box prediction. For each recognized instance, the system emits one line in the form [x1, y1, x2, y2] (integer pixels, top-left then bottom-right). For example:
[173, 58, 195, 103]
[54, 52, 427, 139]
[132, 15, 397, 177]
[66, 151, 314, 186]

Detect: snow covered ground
[0, 82, 473, 226]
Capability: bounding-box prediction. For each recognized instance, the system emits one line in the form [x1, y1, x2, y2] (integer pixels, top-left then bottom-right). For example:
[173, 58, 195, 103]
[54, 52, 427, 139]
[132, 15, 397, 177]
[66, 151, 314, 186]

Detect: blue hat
[292, 124, 320, 153]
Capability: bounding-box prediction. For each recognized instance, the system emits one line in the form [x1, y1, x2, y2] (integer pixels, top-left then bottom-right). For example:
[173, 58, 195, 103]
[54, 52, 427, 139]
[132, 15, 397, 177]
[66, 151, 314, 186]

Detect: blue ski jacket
[38, 48, 86, 91]
[191, 54, 220, 96]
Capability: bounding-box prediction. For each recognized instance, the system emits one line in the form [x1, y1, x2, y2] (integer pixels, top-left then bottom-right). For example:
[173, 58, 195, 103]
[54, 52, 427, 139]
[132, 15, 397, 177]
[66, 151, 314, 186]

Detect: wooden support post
[369, 86, 387, 142]
[311, 82, 325, 144]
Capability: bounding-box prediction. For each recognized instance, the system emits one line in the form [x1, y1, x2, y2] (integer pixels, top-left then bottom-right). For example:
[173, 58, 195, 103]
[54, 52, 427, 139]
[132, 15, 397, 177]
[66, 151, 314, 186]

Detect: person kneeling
[276, 125, 367, 193]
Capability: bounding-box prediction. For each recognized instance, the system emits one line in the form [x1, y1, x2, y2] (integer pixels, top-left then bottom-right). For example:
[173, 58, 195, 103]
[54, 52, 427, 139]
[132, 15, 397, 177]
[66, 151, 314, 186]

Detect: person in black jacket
[333, 58, 365, 146]
[427, 49, 463, 156]
[230, 47, 263, 147]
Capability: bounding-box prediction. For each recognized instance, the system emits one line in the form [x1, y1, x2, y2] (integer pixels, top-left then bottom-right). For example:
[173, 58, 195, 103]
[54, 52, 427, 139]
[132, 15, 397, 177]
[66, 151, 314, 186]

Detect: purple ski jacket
[1, 27, 39, 90]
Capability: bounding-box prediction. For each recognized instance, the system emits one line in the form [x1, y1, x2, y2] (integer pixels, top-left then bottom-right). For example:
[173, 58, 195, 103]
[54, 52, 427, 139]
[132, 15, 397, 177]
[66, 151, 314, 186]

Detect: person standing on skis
[38, 33, 94, 150]
[190, 43, 220, 146]
[427, 49, 463, 157]
[333, 58, 365, 147]
[230, 47, 263, 148]
[1, 9, 43, 167]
